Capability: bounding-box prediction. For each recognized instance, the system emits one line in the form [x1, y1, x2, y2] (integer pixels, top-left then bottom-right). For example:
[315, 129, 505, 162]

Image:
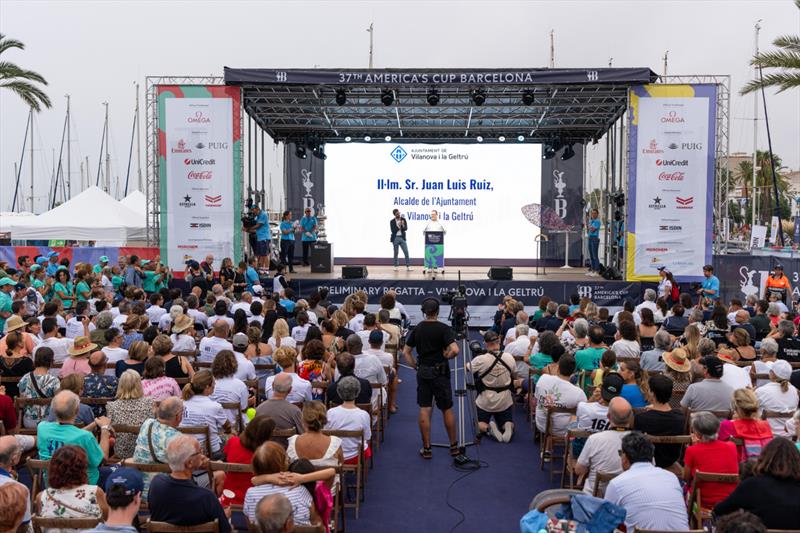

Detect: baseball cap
[483, 330, 500, 343]
[771, 359, 792, 380]
[700, 355, 724, 377]
[35, 257, 48, 265]
[185, 259, 200, 269]
[368, 330, 384, 345]
[104, 467, 143, 496]
[774, 263, 784, 271]
[252, 285, 264, 295]
[47, 251, 59, 258]
[232, 332, 249, 349]
[99, 255, 109, 263]
[29, 264, 41, 272]
[601, 372, 624, 402]
[0, 277, 16, 287]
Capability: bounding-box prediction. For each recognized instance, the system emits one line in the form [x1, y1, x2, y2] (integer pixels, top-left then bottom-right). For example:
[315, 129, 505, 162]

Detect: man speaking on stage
[390, 209, 411, 270]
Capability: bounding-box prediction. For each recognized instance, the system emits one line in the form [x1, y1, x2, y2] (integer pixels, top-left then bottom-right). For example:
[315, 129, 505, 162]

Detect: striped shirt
[243, 484, 313, 525]
[180, 395, 228, 453]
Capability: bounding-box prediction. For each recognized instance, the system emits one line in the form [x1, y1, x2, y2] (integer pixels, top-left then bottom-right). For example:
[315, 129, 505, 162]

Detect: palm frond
[773, 34, 800, 53]
[0, 61, 48, 84]
[0, 35, 25, 55]
[0, 80, 52, 111]
[741, 71, 800, 94]
[750, 50, 800, 70]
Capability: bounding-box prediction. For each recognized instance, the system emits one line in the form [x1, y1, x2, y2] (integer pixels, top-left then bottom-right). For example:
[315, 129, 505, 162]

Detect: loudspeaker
[487, 266, 513, 280]
[342, 265, 368, 279]
[310, 242, 333, 273]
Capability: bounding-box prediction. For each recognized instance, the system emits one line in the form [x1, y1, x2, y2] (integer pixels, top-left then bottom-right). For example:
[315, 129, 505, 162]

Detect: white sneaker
[393, 266, 399, 271]
[406, 265, 411, 271]
[488, 421, 504, 442]
[585, 271, 594, 277]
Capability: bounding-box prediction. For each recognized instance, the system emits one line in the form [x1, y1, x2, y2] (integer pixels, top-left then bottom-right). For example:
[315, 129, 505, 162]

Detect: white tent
[10, 186, 147, 242]
[0, 211, 36, 235]
[120, 190, 147, 217]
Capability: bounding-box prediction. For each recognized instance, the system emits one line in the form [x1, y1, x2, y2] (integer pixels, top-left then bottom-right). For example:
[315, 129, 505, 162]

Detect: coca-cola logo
[187, 170, 213, 180]
[171, 139, 192, 154]
[656, 159, 689, 167]
[658, 171, 685, 181]
[187, 111, 210, 124]
[184, 158, 216, 165]
[641, 139, 664, 154]
[660, 110, 685, 123]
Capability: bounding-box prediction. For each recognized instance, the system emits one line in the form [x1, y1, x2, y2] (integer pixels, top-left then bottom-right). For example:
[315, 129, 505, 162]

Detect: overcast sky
[1, 0, 799, 213]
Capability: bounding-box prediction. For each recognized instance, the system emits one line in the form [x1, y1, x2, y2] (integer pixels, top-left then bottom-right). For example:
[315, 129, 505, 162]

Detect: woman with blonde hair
[583, 301, 599, 324]
[288, 401, 343, 467]
[268, 318, 296, 351]
[181, 369, 230, 458]
[681, 324, 701, 359]
[264, 347, 312, 403]
[719, 328, 757, 361]
[106, 369, 155, 458]
[115, 340, 150, 377]
[332, 309, 354, 339]
[719, 388, 773, 460]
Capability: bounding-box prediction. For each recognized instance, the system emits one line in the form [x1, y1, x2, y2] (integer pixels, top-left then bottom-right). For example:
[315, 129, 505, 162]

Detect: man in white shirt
[575, 396, 633, 496]
[230, 293, 253, 317]
[102, 328, 129, 365]
[504, 325, 536, 385]
[231, 333, 257, 381]
[207, 300, 234, 329]
[718, 352, 752, 390]
[186, 296, 209, 330]
[534, 356, 587, 436]
[752, 338, 779, 388]
[112, 301, 131, 328]
[604, 431, 689, 531]
[198, 322, 233, 363]
[348, 301, 366, 333]
[338, 335, 386, 407]
[33, 317, 73, 365]
[755, 359, 798, 436]
[38, 302, 67, 335]
[65, 302, 94, 339]
[356, 314, 389, 351]
[503, 311, 531, 345]
[634, 289, 658, 316]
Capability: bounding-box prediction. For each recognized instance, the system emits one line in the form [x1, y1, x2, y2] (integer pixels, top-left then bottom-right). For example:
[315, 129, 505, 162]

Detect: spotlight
[344, 136, 352, 142]
[517, 135, 525, 142]
[364, 136, 371, 142]
[471, 88, 486, 106]
[476, 136, 483, 143]
[542, 144, 556, 160]
[561, 143, 575, 160]
[312, 145, 326, 160]
[498, 136, 506, 142]
[381, 89, 394, 106]
[522, 90, 535, 106]
[335, 88, 347, 106]
[551, 138, 564, 152]
[384, 135, 392, 142]
[295, 144, 307, 159]
[613, 192, 626, 208]
[427, 88, 440, 106]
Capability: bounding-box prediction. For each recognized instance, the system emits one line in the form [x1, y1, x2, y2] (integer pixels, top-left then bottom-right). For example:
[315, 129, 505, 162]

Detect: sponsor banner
[626, 84, 716, 282]
[284, 143, 325, 256]
[714, 254, 800, 304]
[750, 225, 768, 249]
[292, 278, 642, 326]
[0, 246, 159, 273]
[156, 86, 242, 274]
[540, 144, 584, 263]
[224, 67, 656, 87]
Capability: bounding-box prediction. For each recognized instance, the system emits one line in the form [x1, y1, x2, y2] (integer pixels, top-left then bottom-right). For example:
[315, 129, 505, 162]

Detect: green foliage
[0, 33, 51, 112]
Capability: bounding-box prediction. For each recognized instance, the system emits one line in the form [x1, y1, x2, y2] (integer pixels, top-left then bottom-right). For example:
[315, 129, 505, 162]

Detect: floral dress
[39, 484, 102, 532]
[83, 373, 118, 417]
[106, 396, 154, 459]
[18, 371, 60, 428]
[298, 359, 328, 400]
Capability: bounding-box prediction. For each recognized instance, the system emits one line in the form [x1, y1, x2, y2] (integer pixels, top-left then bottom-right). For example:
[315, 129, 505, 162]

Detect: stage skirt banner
[293, 278, 642, 326]
[157, 85, 242, 275]
[626, 84, 716, 282]
[540, 144, 584, 263]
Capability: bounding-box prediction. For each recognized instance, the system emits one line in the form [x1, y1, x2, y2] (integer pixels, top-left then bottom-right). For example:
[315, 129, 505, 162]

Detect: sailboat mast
[136, 82, 143, 192]
[66, 94, 71, 200]
[104, 102, 111, 195]
[30, 108, 34, 212]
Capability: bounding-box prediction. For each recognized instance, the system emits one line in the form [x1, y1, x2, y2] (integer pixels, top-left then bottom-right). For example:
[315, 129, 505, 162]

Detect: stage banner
[713, 254, 800, 304]
[293, 278, 642, 326]
[157, 86, 242, 275]
[284, 143, 325, 254]
[626, 84, 716, 282]
[540, 144, 584, 263]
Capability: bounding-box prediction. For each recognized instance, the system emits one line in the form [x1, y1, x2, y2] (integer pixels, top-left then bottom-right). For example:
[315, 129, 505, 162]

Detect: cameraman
[697, 264, 720, 302]
[469, 331, 518, 443]
[403, 298, 458, 459]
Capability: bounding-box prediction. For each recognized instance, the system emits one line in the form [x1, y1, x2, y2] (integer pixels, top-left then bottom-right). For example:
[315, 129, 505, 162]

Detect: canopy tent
[120, 190, 147, 217]
[0, 211, 36, 235]
[11, 186, 147, 242]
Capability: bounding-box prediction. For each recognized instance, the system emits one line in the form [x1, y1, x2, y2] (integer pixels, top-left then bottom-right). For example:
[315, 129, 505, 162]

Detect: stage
[289, 264, 591, 282]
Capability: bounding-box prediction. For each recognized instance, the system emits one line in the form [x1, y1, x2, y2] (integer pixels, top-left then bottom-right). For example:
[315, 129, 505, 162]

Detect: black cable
[445, 458, 488, 533]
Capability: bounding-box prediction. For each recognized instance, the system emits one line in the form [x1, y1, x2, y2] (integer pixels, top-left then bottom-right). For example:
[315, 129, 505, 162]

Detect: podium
[423, 230, 444, 274]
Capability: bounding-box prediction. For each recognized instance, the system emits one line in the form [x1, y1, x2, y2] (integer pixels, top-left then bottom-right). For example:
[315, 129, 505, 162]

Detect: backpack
[670, 282, 680, 303]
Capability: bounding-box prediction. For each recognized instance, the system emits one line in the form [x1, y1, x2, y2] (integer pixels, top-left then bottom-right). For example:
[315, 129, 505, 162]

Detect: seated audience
[210, 349, 250, 428]
[534, 355, 587, 437]
[719, 328, 756, 361]
[611, 320, 640, 358]
[288, 401, 344, 468]
[106, 369, 155, 459]
[640, 329, 670, 372]
[681, 355, 735, 412]
[574, 326, 607, 372]
[131, 396, 183, 500]
[115, 340, 149, 377]
[45, 373, 96, 426]
[59, 336, 94, 377]
[576, 373, 623, 433]
[38, 445, 106, 523]
[575, 397, 633, 495]
[684, 411, 739, 509]
[634, 374, 686, 472]
[618, 358, 649, 408]
[327, 352, 373, 406]
[755, 359, 799, 437]
[83, 468, 143, 532]
[0, 436, 31, 528]
[252, 493, 294, 533]
[180, 369, 230, 459]
[222, 416, 276, 505]
[18, 347, 59, 428]
[141, 356, 181, 401]
[0, 482, 29, 533]
[264, 347, 312, 403]
[718, 352, 753, 391]
[719, 388, 773, 460]
[325, 376, 372, 464]
[255, 373, 305, 446]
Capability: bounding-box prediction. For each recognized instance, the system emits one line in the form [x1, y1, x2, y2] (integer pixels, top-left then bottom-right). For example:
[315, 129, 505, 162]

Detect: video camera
[443, 284, 469, 334]
[241, 198, 257, 228]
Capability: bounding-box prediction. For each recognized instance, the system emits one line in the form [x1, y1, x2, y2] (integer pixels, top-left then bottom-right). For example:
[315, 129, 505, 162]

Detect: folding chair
[32, 516, 101, 532]
[561, 428, 592, 489]
[356, 403, 378, 467]
[218, 402, 246, 434]
[527, 365, 543, 429]
[14, 397, 52, 435]
[687, 471, 739, 528]
[323, 429, 365, 519]
[639, 337, 655, 352]
[309, 380, 329, 405]
[762, 410, 795, 435]
[539, 406, 577, 483]
[145, 519, 220, 532]
[178, 425, 213, 457]
[26, 457, 49, 501]
[111, 424, 145, 461]
[591, 471, 619, 498]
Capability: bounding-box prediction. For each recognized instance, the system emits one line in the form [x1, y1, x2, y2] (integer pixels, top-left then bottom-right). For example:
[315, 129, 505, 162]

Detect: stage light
[364, 136, 371, 142]
[613, 192, 625, 208]
[335, 88, 347, 106]
[295, 144, 307, 159]
[561, 143, 575, 160]
[498, 136, 506, 142]
[381, 89, 394, 106]
[521, 90, 535, 106]
[312, 143, 327, 160]
[427, 88, 440, 106]
[344, 136, 352, 142]
[476, 136, 483, 143]
[384, 136, 392, 142]
[471, 88, 486, 106]
[542, 144, 556, 159]
[517, 135, 525, 142]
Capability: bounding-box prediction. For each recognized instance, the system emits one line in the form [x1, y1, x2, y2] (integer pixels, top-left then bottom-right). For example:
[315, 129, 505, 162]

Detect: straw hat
[716, 351, 736, 364]
[663, 347, 691, 373]
[4, 315, 25, 333]
[68, 336, 97, 356]
[172, 314, 193, 334]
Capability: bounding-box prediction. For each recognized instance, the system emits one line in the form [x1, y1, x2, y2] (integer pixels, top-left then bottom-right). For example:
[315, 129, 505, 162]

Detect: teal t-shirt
[54, 281, 73, 307]
[280, 220, 295, 241]
[112, 275, 124, 291]
[37, 421, 104, 484]
[142, 271, 161, 293]
[529, 352, 553, 385]
[92, 264, 103, 274]
[0, 291, 11, 332]
[575, 346, 606, 372]
[75, 280, 91, 302]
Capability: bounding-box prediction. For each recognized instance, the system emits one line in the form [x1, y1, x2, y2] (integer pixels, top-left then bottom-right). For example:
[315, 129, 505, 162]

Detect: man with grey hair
[575, 396, 632, 495]
[325, 376, 372, 463]
[90, 310, 115, 348]
[753, 338, 780, 387]
[503, 311, 531, 345]
[148, 435, 231, 533]
[635, 289, 657, 315]
[130, 396, 184, 500]
[337, 334, 386, 407]
[505, 323, 536, 383]
[37, 390, 111, 485]
[732, 309, 757, 342]
[112, 300, 131, 328]
[0, 436, 30, 527]
[254, 494, 293, 533]
[640, 330, 671, 372]
[536, 300, 562, 332]
[255, 373, 304, 445]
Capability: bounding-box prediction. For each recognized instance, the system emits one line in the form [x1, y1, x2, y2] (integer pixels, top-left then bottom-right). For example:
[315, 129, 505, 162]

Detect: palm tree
[0, 33, 51, 111]
[741, 0, 800, 94]
[734, 150, 792, 223]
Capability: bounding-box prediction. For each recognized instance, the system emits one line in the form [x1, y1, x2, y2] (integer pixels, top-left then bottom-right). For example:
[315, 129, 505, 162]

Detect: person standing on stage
[299, 208, 318, 268]
[424, 210, 445, 233]
[764, 264, 792, 303]
[247, 205, 271, 272]
[390, 209, 411, 271]
[279, 211, 296, 273]
[586, 208, 601, 277]
[402, 298, 458, 459]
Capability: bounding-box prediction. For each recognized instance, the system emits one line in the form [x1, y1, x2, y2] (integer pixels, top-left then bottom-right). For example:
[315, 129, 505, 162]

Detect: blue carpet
[349, 363, 553, 533]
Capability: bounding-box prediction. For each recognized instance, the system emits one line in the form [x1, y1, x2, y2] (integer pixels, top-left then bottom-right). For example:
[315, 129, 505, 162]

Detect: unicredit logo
[658, 172, 685, 181]
[187, 170, 212, 180]
[184, 158, 216, 165]
[656, 159, 689, 167]
[187, 111, 210, 124]
[661, 110, 685, 123]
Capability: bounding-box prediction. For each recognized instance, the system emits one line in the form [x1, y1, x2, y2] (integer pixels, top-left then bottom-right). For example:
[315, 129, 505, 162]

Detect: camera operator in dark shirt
[403, 298, 459, 459]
